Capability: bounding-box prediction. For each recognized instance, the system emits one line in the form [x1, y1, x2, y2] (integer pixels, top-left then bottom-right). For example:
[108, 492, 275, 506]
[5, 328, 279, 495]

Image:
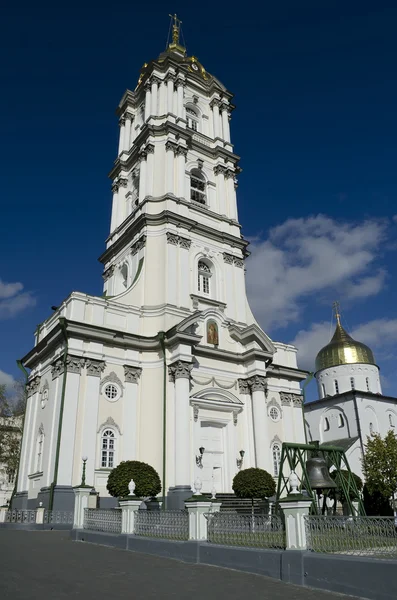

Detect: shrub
[330, 469, 363, 503]
[107, 460, 161, 499]
[233, 468, 276, 511]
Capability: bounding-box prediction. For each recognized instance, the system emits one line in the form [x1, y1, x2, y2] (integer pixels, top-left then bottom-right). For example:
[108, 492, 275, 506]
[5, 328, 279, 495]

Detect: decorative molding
[233, 410, 238, 426]
[191, 375, 236, 390]
[97, 416, 122, 436]
[166, 232, 192, 249]
[237, 379, 250, 395]
[66, 355, 85, 374]
[165, 140, 178, 154]
[150, 75, 161, 86]
[222, 252, 244, 267]
[179, 236, 192, 250]
[193, 404, 199, 422]
[248, 375, 267, 393]
[119, 115, 126, 127]
[124, 111, 134, 121]
[26, 376, 41, 396]
[85, 359, 106, 377]
[280, 392, 302, 406]
[38, 422, 44, 435]
[51, 359, 65, 380]
[270, 434, 282, 448]
[292, 394, 304, 407]
[210, 98, 221, 108]
[102, 265, 114, 281]
[168, 360, 193, 381]
[213, 164, 227, 176]
[224, 169, 235, 180]
[146, 143, 155, 154]
[176, 145, 188, 157]
[267, 397, 282, 419]
[234, 258, 244, 268]
[124, 365, 142, 383]
[101, 371, 124, 392]
[131, 235, 146, 255]
[164, 72, 176, 83]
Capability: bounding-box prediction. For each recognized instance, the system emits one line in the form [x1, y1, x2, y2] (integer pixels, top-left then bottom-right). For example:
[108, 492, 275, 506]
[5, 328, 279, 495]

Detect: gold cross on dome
[169, 13, 182, 44]
[333, 301, 341, 325]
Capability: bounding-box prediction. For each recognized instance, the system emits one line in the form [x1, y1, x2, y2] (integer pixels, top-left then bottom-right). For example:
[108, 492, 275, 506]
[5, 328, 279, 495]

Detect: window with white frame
[350, 377, 355, 390]
[186, 106, 199, 131]
[369, 422, 374, 434]
[272, 443, 281, 477]
[321, 383, 326, 398]
[101, 430, 115, 468]
[389, 414, 395, 428]
[366, 377, 370, 392]
[197, 260, 212, 295]
[324, 417, 330, 431]
[269, 407, 280, 422]
[190, 168, 206, 204]
[334, 380, 339, 394]
[36, 430, 44, 472]
[338, 414, 344, 428]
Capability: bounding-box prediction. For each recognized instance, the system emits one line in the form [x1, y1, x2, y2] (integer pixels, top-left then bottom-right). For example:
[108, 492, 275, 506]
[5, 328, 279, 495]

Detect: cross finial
[169, 13, 182, 45]
[333, 301, 341, 325]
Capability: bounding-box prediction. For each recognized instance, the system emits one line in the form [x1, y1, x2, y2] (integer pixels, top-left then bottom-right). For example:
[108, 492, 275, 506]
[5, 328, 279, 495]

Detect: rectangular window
[350, 377, 355, 390]
[202, 276, 209, 294]
[101, 451, 107, 468]
[366, 377, 370, 391]
[334, 380, 339, 394]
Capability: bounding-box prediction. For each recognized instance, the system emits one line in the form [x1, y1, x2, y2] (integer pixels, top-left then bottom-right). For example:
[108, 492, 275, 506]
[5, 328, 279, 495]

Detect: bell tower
[99, 16, 252, 335]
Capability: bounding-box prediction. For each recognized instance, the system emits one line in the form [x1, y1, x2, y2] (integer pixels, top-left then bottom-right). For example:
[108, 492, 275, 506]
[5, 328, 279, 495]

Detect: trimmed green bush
[107, 460, 161, 499]
[233, 468, 276, 505]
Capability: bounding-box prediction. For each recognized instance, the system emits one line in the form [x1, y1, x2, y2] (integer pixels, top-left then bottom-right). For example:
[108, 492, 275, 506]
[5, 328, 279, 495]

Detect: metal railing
[305, 515, 397, 558]
[206, 512, 285, 549]
[134, 510, 189, 541]
[44, 510, 73, 525]
[83, 508, 122, 534]
[5, 510, 36, 524]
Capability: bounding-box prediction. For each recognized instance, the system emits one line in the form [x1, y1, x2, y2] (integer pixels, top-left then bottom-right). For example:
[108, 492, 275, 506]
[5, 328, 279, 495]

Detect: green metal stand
[275, 441, 365, 515]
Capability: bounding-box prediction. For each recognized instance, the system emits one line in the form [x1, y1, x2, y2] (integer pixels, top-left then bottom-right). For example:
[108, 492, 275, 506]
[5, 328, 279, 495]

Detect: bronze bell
[306, 456, 337, 491]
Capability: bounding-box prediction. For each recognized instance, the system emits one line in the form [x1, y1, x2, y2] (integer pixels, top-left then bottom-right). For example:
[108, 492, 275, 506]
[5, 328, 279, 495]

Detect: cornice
[193, 344, 272, 365]
[266, 363, 309, 383]
[100, 207, 249, 265]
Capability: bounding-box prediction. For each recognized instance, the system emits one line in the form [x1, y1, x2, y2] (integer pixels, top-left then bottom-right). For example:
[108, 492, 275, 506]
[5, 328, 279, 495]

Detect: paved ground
[0, 530, 361, 599]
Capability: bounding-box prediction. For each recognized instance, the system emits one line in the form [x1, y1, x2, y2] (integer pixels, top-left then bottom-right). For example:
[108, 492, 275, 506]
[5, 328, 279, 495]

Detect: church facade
[15, 23, 307, 511]
[305, 309, 397, 481]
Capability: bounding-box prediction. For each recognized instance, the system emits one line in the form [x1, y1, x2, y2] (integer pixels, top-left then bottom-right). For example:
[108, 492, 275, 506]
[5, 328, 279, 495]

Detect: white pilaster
[165, 142, 176, 194]
[176, 79, 184, 118]
[169, 361, 193, 488]
[82, 359, 105, 485]
[18, 377, 40, 491]
[122, 366, 142, 460]
[144, 83, 151, 121]
[166, 75, 175, 114]
[221, 105, 231, 142]
[186, 500, 221, 540]
[211, 99, 221, 138]
[73, 486, 92, 529]
[249, 376, 269, 469]
[176, 148, 187, 197]
[119, 498, 142, 534]
[151, 78, 159, 117]
[118, 116, 126, 155]
[139, 154, 147, 202]
[215, 167, 226, 214]
[145, 145, 155, 197]
[123, 113, 132, 152]
[280, 498, 312, 550]
[110, 183, 119, 232]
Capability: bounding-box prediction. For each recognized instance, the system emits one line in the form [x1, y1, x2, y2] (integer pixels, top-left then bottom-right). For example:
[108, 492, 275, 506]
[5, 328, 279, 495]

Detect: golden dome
[315, 317, 375, 372]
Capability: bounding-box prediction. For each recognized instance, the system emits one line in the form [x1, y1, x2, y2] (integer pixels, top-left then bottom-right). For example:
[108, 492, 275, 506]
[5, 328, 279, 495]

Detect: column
[249, 376, 269, 470]
[18, 376, 40, 493]
[138, 152, 147, 202]
[57, 356, 84, 486]
[166, 74, 175, 114]
[176, 146, 187, 197]
[225, 171, 237, 220]
[82, 359, 105, 485]
[118, 115, 126, 155]
[117, 177, 128, 225]
[168, 361, 193, 493]
[144, 82, 151, 121]
[176, 78, 185, 118]
[165, 141, 176, 194]
[211, 99, 221, 139]
[123, 113, 133, 152]
[221, 104, 231, 142]
[214, 165, 226, 214]
[129, 116, 136, 144]
[145, 144, 155, 197]
[122, 366, 142, 460]
[110, 181, 119, 232]
[151, 77, 159, 117]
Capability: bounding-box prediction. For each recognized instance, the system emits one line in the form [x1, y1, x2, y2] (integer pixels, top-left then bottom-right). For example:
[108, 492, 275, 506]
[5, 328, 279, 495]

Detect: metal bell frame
[275, 441, 365, 515]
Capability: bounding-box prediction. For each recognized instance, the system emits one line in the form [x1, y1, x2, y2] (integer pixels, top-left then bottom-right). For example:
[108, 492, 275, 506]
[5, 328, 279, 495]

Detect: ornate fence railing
[44, 510, 74, 525]
[134, 510, 189, 541]
[83, 508, 122, 534]
[305, 515, 397, 558]
[205, 512, 285, 549]
[5, 510, 36, 524]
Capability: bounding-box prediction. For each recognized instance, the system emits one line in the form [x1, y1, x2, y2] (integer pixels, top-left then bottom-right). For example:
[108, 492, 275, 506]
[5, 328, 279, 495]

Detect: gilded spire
[333, 300, 341, 326]
[167, 13, 186, 56]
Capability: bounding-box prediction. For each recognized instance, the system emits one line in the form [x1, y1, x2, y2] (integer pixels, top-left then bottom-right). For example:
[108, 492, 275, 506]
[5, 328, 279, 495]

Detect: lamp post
[81, 456, 88, 486]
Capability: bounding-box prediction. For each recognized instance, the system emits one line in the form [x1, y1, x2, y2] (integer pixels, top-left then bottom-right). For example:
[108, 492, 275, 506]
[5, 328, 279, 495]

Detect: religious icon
[207, 321, 219, 345]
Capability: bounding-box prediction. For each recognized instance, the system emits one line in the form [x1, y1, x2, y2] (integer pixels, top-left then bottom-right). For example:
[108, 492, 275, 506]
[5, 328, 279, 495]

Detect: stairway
[209, 493, 271, 514]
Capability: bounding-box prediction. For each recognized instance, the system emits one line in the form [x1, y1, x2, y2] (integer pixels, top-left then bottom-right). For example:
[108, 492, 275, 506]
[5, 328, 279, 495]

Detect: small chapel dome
[315, 310, 375, 372]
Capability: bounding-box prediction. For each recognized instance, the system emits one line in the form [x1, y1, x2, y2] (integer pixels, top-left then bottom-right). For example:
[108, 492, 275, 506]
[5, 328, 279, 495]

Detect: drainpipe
[301, 372, 314, 444]
[10, 360, 29, 507]
[352, 391, 365, 457]
[158, 331, 167, 510]
[49, 317, 68, 511]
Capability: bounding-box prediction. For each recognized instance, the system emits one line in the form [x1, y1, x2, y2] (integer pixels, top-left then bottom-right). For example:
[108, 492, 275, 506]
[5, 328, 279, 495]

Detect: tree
[107, 460, 162, 499]
[330, 469, 363, 505]
[0, 383, 25, 500]
[232, 468, 276, 517]
[362, 431, 397, 513]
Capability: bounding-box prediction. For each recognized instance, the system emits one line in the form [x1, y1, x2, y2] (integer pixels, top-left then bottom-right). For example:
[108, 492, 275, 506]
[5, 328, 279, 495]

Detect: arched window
[101, 430, 115, 468]
[369, 422, 374, 435]
[366, 377, 370, 392]
[190, 169, 206, 205]
[36, 430, 44, 472]
[186, 106, 199, 131]
[338, 414, 344, 428]
[334, 380, 339, 394]
[350, 377, 355, 390]
[324, 417, 330, 432]
[321, 383, 326, 398]
[272, 443, 281, 477]
[389, 414, 395, 428]
[198, 260, 212, 295]
[120, 264, 128, 289]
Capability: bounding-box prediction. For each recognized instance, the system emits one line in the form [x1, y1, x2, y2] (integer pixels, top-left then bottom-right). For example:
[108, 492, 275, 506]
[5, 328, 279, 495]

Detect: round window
[269, 407, 280, 422]
[104, 383, 120, 401]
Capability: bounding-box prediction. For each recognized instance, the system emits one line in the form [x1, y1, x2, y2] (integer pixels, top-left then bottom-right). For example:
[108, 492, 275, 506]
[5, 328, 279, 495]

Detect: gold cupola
[315, 304, 376, 372]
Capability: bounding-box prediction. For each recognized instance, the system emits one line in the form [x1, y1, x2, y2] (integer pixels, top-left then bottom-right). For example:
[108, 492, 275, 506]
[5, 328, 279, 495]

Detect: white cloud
[0, 278, 36, 319]
[290, 318, 397, 372]
[0, 369, 16, 392]
[246, 215, 389, 330]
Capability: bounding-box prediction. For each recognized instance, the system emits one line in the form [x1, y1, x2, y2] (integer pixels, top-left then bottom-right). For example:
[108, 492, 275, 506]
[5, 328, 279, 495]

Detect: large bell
[306, 456, 337, 491]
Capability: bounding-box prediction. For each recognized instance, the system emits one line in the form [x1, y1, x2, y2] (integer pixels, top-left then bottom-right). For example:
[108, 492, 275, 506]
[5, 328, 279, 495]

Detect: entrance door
[199, 422, 225, 493]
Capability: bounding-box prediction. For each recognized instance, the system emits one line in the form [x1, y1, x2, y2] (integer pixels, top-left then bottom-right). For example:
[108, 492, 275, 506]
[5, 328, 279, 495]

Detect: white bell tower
[99, 16, 253, 335]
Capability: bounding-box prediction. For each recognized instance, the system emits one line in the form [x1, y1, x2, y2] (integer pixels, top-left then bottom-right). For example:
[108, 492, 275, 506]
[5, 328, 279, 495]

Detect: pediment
[228, 323, 276, 355]
[190, 388, 243, 406]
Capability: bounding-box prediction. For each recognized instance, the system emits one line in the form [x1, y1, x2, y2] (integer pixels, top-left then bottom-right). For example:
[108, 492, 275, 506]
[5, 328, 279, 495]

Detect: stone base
[37, 486, 75, 511]
[11, 491, 28, 509]
[98, 496, 118, 509]
[167, 486, 192, 510]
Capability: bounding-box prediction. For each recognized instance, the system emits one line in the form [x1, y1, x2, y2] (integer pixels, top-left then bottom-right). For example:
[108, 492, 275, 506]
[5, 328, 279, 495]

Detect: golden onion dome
[315, 317, 376, 372]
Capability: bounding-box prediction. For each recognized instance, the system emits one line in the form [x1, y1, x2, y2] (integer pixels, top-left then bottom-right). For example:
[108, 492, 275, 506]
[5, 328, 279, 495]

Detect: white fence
[134, 510, 189, 540]
[83, 508, 122, 534]
[5, 510, 37, 524]
[206, 513, 285, 549]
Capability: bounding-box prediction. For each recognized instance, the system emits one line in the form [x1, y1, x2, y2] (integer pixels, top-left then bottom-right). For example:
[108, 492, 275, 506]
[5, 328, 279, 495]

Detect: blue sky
[1, 1, 397, 401]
